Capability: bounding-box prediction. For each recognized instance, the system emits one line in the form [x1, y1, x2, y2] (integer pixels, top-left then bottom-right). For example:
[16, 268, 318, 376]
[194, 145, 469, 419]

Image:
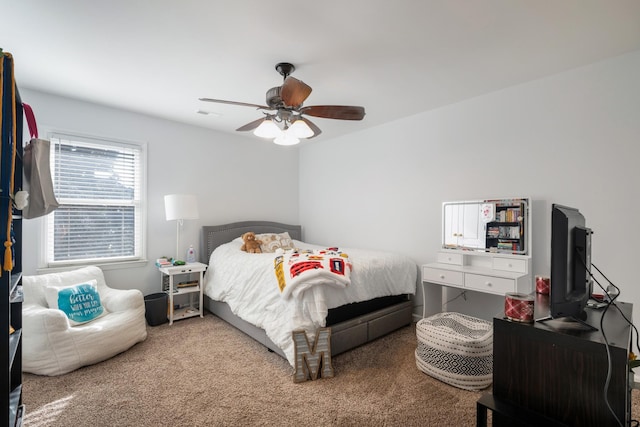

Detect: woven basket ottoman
[415, 312, 493, 391]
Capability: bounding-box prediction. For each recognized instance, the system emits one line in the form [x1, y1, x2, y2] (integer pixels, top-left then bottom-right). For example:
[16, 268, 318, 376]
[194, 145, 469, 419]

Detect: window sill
[37, 259, 149, 275]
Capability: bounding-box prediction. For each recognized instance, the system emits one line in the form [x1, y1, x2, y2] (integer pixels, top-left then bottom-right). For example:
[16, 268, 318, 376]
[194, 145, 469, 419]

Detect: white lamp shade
[273, 132, 300, 146]
[164, 194, 199, 221]
[253, 118, 282, 138]
[288, 119, 314, 138]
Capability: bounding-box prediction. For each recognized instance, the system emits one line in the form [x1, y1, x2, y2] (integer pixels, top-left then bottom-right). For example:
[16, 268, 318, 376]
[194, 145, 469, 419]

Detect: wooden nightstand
[157, 262, 207, 325]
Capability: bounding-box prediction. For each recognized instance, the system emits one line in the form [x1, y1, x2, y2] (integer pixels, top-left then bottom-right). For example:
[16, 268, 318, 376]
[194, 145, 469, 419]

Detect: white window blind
[46, 133, 146, 266]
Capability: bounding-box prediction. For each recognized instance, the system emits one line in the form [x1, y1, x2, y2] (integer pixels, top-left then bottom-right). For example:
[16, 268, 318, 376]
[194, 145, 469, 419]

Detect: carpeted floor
[21, 313, 640, 426]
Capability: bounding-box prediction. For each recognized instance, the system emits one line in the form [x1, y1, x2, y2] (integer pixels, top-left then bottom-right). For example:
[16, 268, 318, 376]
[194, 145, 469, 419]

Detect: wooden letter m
[292, 327, 334, 383]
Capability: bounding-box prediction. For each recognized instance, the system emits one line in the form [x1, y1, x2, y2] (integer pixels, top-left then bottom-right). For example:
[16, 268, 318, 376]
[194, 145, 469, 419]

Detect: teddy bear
[240, 231, 262, 253]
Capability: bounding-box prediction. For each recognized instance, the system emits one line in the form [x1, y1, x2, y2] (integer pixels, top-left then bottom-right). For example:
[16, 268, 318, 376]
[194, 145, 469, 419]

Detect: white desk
[421, 251, 532, 317]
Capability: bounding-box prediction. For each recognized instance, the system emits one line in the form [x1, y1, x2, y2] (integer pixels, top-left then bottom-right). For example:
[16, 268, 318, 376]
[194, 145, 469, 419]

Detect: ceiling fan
[199, 62, 365, 145]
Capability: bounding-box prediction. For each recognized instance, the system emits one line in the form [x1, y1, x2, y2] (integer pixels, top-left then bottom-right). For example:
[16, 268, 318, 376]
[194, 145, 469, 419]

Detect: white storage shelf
[158, 262, 207, 325]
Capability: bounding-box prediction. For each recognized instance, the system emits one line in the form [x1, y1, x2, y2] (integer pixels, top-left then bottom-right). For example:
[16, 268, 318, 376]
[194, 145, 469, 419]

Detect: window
[46, 133, 146, 266]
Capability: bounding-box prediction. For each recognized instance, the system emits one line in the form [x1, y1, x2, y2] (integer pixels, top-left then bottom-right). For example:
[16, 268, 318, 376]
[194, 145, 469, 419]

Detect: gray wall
[299, 50, 640, 323]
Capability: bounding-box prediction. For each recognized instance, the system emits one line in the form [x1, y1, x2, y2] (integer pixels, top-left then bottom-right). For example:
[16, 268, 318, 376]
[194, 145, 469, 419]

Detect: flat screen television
[550, 204, 592, 321]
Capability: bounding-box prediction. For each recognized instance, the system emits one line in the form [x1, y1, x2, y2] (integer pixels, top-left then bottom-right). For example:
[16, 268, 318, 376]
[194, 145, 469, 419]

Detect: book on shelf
[496, 207, 522, 223]
[497, 242, 521, 251]
[155, 258, 172, 267]
[498, 226, 520, 239]
[177, 280, 199, 288]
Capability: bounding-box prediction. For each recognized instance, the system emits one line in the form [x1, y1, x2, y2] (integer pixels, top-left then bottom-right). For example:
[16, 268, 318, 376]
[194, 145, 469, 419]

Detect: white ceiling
[2, 1, 640, 142]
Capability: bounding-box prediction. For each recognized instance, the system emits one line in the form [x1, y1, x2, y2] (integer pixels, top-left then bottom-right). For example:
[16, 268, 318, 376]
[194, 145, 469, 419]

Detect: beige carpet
[22, 313, 640, 426]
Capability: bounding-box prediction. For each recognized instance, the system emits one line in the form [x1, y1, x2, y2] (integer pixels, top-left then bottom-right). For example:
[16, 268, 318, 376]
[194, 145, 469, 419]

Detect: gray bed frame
[200, 220, 413, 358]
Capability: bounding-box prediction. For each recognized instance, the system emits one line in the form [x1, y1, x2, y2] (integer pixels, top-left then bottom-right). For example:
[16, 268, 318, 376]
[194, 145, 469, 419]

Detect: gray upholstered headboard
[200, 221, 302, 263]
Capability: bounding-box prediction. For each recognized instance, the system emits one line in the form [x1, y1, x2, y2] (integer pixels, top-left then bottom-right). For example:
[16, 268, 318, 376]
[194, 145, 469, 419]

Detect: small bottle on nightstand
[186, 245, 196, 263]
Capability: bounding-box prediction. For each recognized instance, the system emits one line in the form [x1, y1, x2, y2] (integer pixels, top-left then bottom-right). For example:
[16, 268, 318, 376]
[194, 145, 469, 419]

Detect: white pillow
[256, 232, 296, 253]
[44, 279, 107, 326]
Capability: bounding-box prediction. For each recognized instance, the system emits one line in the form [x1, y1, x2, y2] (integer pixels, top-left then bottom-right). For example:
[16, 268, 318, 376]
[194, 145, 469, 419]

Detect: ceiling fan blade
[300, 105, 365, 120]
[199, 98, 271, 110]
[236, 117, 265, 132]
[300, 117, 322, 139]
[281, 77, 312, 108]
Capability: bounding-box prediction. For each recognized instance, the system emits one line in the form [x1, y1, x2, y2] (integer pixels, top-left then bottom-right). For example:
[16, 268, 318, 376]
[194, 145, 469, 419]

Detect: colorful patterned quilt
[274, 248, 352, 300]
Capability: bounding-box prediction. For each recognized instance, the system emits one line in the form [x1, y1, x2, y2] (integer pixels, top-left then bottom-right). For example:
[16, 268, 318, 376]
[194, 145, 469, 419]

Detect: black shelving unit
[1, 51, 25, 427]
[489, 299, 633, 426]
[485, 201, 527, 254]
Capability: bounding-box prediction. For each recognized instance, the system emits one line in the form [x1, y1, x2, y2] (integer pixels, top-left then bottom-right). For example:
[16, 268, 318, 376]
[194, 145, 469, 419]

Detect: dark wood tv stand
[478, 294, 633, 426]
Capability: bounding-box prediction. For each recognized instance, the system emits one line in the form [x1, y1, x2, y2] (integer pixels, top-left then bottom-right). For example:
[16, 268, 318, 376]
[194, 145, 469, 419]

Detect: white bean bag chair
[22, 266, 148, 376]
[415, 312, 493, 391]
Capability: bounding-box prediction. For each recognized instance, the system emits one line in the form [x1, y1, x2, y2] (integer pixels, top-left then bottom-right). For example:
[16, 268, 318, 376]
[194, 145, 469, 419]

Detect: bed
[200, 221, 417, 366]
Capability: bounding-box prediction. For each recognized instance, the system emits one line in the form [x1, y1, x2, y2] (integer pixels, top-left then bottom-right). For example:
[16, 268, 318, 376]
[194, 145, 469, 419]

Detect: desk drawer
[493, 257, 527, 273]
[437, 252, 464, 265]
[423, 267, 464, 287]
[465, 273, 515, 294]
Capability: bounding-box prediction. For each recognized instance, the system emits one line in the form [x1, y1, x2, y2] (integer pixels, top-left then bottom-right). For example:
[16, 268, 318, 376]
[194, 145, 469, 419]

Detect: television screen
[550, 204, 592, 320]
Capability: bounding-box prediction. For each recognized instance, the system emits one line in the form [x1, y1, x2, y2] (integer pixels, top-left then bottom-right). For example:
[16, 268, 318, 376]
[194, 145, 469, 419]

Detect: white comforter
[203, 238, 417, 366]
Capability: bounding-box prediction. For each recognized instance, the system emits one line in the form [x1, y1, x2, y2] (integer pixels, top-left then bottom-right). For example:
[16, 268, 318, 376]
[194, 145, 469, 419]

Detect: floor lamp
[164, 194, 199, 262]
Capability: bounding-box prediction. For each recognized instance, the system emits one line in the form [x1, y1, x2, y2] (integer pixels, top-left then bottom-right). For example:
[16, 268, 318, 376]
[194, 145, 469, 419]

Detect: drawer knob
[508, 263, 512, 268]
[486, 282, 492, 287]
[439, 274, 445, 279]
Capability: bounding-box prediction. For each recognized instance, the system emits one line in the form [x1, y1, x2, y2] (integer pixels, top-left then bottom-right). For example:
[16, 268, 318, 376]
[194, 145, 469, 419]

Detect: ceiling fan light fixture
[200, 62, 365, 145]
[253, 118, 282, 138]
[273, 133, 300, 146]
[288, 119, 314, 138]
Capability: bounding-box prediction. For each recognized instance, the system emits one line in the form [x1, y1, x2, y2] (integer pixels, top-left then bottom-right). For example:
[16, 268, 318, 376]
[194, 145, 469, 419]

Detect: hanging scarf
[0, 52, 17, 273]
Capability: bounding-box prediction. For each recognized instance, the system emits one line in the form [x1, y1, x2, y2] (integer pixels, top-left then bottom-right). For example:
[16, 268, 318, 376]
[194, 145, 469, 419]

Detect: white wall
[299, 50, 640, 322]
[20, 89, 299, 296]
[20, 50, 640, 323]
